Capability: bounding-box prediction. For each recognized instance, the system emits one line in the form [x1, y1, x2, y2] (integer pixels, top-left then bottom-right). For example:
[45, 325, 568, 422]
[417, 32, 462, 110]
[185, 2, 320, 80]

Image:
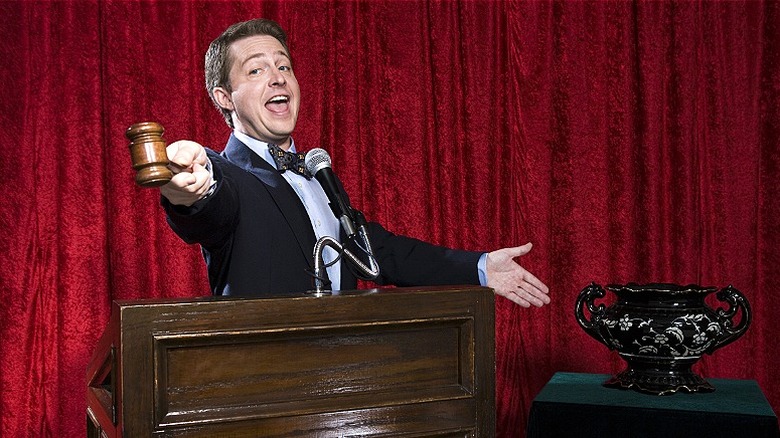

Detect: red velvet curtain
[1, 1, 778, 436]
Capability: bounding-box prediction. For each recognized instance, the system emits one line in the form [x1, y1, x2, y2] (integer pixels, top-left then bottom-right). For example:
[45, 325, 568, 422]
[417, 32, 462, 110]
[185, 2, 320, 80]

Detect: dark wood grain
[86, 286, 496, 437]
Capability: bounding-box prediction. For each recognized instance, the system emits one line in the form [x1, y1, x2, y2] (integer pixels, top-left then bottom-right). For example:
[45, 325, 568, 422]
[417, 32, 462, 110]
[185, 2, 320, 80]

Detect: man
[160, 18, 550, 308]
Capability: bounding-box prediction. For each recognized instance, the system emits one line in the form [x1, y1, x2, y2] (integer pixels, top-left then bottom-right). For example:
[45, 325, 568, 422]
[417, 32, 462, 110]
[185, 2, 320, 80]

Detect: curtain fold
[1, 1, 777, 436]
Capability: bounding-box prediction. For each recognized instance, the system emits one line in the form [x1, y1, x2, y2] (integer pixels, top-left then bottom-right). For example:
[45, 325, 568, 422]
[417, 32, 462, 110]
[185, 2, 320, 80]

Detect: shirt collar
[233, 130, 297, 170]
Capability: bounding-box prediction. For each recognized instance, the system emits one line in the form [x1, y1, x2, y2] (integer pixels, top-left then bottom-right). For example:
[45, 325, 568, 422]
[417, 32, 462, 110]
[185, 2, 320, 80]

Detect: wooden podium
[86, 286, 496, 437]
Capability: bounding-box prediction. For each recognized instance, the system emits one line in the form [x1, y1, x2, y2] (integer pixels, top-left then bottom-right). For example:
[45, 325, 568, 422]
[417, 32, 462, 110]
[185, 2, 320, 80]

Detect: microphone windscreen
[305, 148, 331, 175]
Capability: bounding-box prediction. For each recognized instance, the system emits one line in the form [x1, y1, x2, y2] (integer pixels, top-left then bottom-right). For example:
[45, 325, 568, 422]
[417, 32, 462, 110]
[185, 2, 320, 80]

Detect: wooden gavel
[125, 121, 173, 187]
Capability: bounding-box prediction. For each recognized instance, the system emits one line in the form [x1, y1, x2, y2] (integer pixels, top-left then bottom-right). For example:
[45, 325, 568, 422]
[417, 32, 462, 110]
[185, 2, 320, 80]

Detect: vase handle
[575, 283, 612, 348]
[707, 285, 752, 353]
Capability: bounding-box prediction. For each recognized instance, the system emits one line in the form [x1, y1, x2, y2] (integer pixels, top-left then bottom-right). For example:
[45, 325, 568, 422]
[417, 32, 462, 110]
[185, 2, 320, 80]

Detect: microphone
[305, 148, 357, 238]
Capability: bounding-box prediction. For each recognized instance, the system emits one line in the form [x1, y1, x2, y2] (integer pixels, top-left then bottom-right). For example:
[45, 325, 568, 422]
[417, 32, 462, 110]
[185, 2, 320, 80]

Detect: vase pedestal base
[604, 357, 715, 395]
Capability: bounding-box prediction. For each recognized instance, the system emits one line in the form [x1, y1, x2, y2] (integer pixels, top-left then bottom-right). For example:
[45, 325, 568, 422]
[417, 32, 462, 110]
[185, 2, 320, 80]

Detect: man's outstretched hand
[486, 243, 550, 308]
[159, 140, 213, 206]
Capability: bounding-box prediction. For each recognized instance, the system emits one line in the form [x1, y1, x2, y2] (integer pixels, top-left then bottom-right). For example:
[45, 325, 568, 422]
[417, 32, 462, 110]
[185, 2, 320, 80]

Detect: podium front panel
[87, 286, 496, 437]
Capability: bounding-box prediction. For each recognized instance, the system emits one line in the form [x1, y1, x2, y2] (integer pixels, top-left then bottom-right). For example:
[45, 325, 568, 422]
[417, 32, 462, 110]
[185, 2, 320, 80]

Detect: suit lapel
[222, 135, 316, 270]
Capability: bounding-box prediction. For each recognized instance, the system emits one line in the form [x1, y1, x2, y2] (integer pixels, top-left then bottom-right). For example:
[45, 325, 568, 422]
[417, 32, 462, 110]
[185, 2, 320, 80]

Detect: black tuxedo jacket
[163, 135, 482, 296]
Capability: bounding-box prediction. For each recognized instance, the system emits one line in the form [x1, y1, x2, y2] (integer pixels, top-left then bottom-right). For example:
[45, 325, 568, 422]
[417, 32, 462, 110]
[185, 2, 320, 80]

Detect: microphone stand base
[305, 289, 332, 297]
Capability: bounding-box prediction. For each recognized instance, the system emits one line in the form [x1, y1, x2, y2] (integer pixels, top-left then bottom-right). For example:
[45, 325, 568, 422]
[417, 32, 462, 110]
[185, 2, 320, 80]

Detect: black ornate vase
[575, 283, 751, 395]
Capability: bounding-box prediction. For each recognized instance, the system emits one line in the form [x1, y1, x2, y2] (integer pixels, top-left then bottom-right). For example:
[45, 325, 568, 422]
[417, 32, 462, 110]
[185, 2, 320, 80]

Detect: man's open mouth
[266, 95, 290, 112]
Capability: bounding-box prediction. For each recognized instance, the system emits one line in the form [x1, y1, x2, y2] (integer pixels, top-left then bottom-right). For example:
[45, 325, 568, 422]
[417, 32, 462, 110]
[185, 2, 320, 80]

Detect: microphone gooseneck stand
[303, 147, 380, 295]
[311, 211, 380, 296]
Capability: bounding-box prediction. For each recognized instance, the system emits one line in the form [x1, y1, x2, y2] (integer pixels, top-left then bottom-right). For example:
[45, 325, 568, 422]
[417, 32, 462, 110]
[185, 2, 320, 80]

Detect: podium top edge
[112, 285, 494, 307]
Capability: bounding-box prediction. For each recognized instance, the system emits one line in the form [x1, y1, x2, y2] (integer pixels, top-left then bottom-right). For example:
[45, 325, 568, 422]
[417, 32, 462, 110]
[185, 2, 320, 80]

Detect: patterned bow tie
[268, 143, 311, 179]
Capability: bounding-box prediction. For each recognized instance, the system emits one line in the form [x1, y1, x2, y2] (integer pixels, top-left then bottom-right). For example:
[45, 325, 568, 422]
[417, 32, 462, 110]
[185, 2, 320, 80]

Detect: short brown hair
[204, 19, 291, 128]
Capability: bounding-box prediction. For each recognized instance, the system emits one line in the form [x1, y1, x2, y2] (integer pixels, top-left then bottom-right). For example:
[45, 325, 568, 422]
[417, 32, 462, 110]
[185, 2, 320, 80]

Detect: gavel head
[125, 121, 173, 187]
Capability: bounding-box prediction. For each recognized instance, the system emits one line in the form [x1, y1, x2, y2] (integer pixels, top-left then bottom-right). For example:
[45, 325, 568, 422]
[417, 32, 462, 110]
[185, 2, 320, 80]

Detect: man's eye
[249, 68, 264, 75]
[279, 65, 291, 72]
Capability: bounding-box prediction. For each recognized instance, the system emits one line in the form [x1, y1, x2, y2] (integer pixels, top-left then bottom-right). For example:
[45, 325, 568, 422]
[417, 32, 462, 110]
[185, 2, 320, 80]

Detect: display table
[527, 372, 779, 438]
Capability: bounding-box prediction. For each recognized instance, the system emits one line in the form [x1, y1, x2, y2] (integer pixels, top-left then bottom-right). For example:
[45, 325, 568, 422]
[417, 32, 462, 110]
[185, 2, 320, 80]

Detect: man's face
[214, 35, 300, 149]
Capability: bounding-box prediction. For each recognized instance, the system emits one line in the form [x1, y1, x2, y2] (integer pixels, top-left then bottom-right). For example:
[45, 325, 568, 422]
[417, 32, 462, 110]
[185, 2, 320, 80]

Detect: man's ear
[212, 87, 234, 111]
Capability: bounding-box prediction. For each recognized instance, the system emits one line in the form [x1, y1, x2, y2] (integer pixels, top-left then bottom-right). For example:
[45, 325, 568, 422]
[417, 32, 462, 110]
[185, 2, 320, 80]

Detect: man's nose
[269, 68, 286, 86]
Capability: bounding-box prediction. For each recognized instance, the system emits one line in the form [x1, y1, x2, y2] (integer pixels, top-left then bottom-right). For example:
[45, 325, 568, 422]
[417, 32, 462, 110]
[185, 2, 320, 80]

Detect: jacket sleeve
[161, 150, 239, 249]
[365, 221, 483, 287]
